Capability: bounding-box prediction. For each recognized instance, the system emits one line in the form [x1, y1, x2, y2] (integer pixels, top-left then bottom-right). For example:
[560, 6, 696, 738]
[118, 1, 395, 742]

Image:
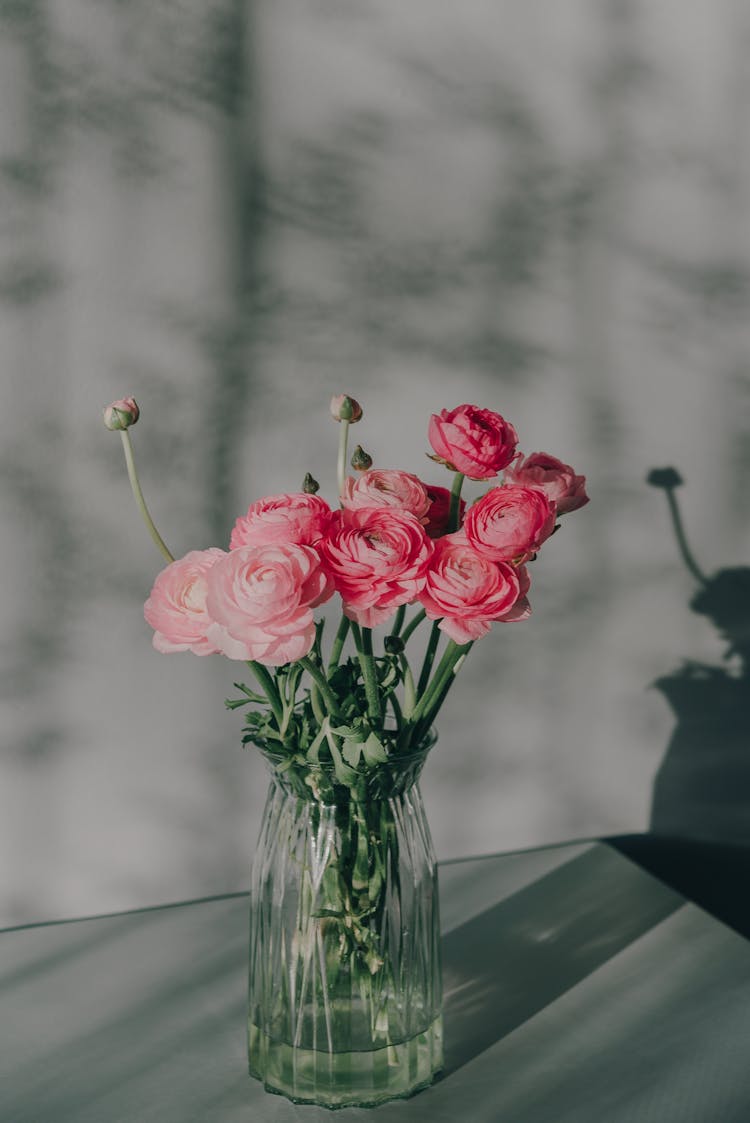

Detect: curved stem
[349, 622, 382, 725]
[120, 430, 174, 563]
[245, 661, 284, 729]
[417, 621, 442, 697]
[400, 607, 427, 646]
[298, 656, 341, 719]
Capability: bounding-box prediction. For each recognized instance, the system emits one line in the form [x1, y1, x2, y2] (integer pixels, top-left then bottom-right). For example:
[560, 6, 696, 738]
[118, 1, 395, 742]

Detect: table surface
[3, 839, 750, 1123]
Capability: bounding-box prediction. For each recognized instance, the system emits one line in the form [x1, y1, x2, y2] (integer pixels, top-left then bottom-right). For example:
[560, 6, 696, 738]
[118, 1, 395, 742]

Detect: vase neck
[260, 740, 434, 805]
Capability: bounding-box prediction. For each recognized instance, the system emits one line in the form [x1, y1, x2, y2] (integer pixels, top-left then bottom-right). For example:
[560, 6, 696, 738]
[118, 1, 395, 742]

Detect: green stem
[337, 419, 350, 499]
[349, 622, 382, 725]
[417, 621, 442, 697]
[327, 615, 350, 674]
[400, 656, 416, 719]
[120, 430, 174, 563]
[245, 661, 284, 729]
[298, 656, 341, 719]
[390, 605, 406, 638]
[414, 643, 473, 742]
[448, 472, 465, 533]
[409, 640, 468, 730]
[309, 683, 326, 727]
[400, 607, 427, 646]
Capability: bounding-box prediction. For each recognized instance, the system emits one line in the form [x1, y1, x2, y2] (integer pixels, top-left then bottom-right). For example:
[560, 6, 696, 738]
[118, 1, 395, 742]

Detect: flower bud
[302, 472, 320, 494]
[103, 397, 140, 431]
[383, 634, 404, 655]
[330, 394, 362, 423]
[350, 445, 373, 472]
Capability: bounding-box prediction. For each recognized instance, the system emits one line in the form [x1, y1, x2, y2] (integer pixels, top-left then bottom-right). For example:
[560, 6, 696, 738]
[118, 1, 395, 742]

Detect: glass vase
[247, 739, 443, 1108]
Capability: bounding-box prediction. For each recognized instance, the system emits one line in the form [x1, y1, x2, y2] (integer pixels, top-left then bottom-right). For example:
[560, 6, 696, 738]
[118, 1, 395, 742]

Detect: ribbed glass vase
[247, 737, 443, 1108]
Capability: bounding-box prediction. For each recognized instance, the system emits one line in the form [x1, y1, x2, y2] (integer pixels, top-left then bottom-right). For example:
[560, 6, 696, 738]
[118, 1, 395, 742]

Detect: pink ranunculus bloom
[428, 404, 519, 481]
[320, 507, 434, 629]
[423, 484, 467, 538]
[205, 541, 334, 666]
[144, 548, 226, 655]
[229, 492, 333, 550]
[503, 452, 589, 514]
[341, 469, 432, 523]
[418, 535, 524, 643]
[464, 485, 557, 563]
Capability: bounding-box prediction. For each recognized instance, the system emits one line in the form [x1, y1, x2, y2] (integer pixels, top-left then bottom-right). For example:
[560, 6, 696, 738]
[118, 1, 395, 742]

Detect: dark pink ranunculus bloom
[204, 541, 334, 666]
[419, 535, 527, 643]
[423, 484, 467, 538]
[464, 485, 557, 563]
[341, 469, 432, 523]
[144, 548, 226, 655]
[503, 452, 589, 514]
[320, 507, 434, 628]
[428, 404, 518, 480]
[229, 492, 332, 550]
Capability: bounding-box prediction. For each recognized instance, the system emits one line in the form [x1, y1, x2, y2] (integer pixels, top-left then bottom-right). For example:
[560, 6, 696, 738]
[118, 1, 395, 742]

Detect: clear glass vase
[247, 738, 443, 1108]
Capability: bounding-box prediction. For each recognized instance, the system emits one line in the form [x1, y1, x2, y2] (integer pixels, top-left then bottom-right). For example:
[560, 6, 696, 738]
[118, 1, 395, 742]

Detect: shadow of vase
[649, 566, 750, 844]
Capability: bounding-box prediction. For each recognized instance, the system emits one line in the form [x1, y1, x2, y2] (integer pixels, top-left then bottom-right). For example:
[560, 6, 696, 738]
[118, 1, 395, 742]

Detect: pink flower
[320, 508, 434, 628]
[503, 452, 589, 514]
[205, 542, 334, 666]
[419, 535, 526, 643]
[144, 548, 226, 655]
[428, 405, 518, 480]
[341, 469, 432, 523]
[424, 484, 467, 538]
[230, 493, 332, 550]
[464, 485, 557, 562]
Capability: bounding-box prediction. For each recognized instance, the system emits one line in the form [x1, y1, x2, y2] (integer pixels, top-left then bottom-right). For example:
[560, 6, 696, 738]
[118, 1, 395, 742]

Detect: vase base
[248, 1013, 443, 1109]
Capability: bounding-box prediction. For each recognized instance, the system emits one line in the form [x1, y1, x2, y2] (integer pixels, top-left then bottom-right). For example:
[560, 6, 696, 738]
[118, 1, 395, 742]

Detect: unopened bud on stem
[330, 394, 362, 423]
[103, 397, 140, 431]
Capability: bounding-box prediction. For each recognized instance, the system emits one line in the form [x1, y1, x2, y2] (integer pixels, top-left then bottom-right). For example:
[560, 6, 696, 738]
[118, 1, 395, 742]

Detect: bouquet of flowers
[105, 392, 588, 1108]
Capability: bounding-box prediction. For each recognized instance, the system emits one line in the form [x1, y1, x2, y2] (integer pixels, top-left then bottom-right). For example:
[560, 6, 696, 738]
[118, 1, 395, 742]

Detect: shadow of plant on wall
[646, 468, 750, 844]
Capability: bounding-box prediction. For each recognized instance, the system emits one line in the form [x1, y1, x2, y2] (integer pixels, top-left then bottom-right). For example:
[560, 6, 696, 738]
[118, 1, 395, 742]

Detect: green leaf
[342, 739, 363, 768]
[362, 731, 387, 766]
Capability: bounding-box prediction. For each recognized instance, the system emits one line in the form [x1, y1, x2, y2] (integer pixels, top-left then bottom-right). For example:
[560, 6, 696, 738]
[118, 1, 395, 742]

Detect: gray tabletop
[3, 841, 750, 1123]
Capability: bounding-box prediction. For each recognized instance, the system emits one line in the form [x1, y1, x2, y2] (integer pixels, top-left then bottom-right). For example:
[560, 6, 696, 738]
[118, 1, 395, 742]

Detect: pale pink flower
[503, 452, 589, 514]
[428, 404, 518, 480]
[464, 485, 557, 563]
[205, 542, 334, 666]
[419, 535, 525, 643]
[229, 493, 332, 550]
[320, 508, 434, 628]
[144, 548, 226, 655]
[341, 469, 432, 523]
[423, 484, 467, 538]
